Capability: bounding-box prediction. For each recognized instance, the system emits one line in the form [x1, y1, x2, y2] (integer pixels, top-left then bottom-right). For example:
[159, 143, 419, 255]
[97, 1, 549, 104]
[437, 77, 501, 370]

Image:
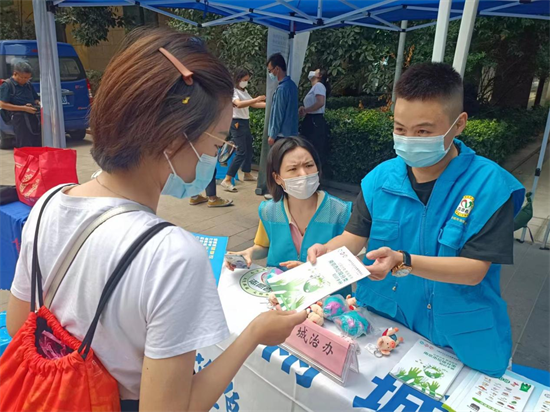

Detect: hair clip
[182, 97, 190, 104]
[159, 47, 194, 86]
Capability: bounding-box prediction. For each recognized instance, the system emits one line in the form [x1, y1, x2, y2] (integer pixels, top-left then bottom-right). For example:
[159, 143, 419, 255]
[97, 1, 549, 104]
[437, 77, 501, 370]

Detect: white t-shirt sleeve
[232, 88, 239, 103]
[312, 82, 326, 97]
[141, 227, 229, 359]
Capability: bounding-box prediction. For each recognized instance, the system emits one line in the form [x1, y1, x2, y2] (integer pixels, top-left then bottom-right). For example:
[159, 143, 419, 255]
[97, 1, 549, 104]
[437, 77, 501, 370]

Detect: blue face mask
[393, 116, 460, 168]
[268, 71, 277, 81]
[161, 141, 217, 199]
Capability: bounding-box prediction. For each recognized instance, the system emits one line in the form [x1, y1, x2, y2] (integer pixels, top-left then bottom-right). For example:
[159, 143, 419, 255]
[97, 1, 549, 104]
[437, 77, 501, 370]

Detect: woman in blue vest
[227, 136, 351, 271]
[308, 63, 525, 378]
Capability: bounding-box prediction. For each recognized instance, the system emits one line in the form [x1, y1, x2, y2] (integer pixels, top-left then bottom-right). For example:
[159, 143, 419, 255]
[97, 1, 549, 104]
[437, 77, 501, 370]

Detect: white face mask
[239, 80, 248, 88]
[282, 172, 320, 200]
[308, 71, 317, 81]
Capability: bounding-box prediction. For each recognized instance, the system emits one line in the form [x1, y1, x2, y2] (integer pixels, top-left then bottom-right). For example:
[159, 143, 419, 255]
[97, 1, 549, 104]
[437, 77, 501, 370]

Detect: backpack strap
[7, 78, 16, 99]
[44, 203, 154, 308]
[78, 221, 174, 359]
[31, 185, 72, 312]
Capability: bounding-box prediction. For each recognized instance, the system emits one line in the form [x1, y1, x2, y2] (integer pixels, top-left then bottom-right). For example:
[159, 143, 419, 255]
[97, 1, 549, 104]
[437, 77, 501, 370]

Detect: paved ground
[0, 135, 548, 370]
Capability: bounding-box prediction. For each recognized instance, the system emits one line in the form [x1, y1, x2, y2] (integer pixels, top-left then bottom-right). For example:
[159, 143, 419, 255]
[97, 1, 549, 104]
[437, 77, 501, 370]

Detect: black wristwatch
[392, 250, 412, 277]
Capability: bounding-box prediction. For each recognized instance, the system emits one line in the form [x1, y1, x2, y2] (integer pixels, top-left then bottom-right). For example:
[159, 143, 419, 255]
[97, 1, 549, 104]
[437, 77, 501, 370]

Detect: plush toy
[333, 309, 370, 338]
[322, 295, 347, 320]
[346, 294, 357, 310]
[306, 302, 324, 326]
[376, 327, 404, 356]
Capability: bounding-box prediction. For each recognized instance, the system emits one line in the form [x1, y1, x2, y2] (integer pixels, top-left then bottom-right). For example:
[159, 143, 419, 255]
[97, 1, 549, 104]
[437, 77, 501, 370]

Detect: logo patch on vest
[454, 195, 475, 219]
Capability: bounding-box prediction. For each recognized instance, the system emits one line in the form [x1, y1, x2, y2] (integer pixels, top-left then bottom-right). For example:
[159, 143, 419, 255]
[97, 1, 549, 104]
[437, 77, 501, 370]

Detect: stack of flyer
[266, 246, 370, 312]
[533, 389, 550, 412]
[390, 338, 464, 400]
[443, 370, 537, 412]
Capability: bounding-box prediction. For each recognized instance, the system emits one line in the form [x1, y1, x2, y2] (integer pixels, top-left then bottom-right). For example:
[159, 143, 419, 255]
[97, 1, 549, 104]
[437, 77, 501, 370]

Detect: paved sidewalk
[0, 135, 548, 370]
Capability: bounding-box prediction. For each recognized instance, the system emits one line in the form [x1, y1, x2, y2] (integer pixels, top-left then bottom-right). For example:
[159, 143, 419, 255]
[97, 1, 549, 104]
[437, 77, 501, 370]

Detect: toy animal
[306, 302, 324, 326]
[322, 295, 347, 320]
[346, 294, 357, 310]
[376, 327, 404, 355]
[333, 310, 370, 338]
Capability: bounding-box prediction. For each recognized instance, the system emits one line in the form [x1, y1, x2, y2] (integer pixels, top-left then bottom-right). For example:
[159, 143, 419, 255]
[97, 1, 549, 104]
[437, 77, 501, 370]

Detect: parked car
[0, 40, 92, 149]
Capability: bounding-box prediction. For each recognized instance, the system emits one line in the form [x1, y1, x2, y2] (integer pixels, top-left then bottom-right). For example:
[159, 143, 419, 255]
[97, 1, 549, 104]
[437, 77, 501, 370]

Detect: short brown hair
[266, 137, 321, 202]
[90, 28, 233, 172]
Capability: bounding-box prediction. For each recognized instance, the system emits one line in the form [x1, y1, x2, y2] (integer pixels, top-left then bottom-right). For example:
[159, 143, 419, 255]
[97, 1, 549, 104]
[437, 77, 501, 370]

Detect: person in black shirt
[0, 61, 41, 147]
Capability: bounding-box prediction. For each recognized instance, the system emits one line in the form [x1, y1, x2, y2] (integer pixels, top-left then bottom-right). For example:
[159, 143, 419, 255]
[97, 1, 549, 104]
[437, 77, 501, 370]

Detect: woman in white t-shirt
[299, 68, 329, 166]
[221, 68, 266, 192]
[6, 28, 305, 412]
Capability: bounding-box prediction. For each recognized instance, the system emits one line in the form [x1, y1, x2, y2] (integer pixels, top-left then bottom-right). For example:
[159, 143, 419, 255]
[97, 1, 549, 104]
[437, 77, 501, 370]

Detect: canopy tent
[34, 0, 550, 245]
[55, 0, 550, 33]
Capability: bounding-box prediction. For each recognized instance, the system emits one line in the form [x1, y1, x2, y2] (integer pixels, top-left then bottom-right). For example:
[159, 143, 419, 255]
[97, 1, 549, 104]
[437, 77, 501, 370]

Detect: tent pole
[392, 20, 408, 107]
[541, 220, 550, 250]
[287, 34, 295, 78]
[520, 108, 550, 243]
[432, 0, 452, 62]
[452, 0, 479, 77]
[33, 0, 66, 148]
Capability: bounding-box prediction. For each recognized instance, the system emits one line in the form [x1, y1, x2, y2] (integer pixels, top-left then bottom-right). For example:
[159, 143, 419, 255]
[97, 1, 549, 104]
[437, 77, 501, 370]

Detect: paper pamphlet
[533, 389, 550, 412]
[444, 371, 536, 412]
[266, 246, 370, 312]
[390, 338, 464, 400]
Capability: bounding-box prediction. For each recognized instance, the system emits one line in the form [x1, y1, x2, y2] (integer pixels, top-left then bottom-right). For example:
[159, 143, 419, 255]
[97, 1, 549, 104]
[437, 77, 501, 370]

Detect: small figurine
[333, 309, 370, 338]
[346, 294, 357, 310]
[306, 302, 324, 326]
[376, 327, 404, 356]
[322, 295, 347, 320]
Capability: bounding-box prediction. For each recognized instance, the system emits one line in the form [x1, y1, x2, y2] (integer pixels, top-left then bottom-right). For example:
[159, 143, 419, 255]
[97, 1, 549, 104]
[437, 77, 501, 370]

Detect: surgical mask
[239, 80, 248, 88]
[283, 172, 320, 200]
[269, 71, 277, 81]
[308, 71, 317, 81]
[393, 116, 460, 168]
[161, 141, 217, 199]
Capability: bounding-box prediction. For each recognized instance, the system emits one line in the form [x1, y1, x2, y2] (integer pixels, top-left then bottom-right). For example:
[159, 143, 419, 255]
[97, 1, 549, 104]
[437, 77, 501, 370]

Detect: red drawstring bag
[0, 186, 172, 411]
[14, 147, 79, 206]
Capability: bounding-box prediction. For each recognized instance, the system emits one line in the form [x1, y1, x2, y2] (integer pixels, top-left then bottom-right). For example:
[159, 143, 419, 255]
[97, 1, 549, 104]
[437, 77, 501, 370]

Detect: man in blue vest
[308, 62, 525, 377]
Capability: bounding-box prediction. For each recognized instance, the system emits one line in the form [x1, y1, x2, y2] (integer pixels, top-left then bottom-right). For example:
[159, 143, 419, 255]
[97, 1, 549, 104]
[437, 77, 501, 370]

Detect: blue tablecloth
[0, 201, 31, 290]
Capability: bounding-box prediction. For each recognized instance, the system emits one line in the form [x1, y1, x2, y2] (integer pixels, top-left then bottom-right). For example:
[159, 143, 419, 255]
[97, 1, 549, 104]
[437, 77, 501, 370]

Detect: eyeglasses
[205, 132, 237, 149]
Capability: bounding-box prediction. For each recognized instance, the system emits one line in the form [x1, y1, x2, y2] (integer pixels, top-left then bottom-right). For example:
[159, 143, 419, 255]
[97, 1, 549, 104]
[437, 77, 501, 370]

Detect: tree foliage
[407, 17, 549, 106]
[0, 9, 36, 40]
[304, 26, 398, 96]
[168, 10, 267, 96]
[55, 6, 126, 47]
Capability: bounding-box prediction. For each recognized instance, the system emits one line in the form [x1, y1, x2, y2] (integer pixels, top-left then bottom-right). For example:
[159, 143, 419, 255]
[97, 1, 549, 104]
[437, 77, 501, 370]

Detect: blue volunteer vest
[358, 140, 524, 377]
[259, 192, 352, 268]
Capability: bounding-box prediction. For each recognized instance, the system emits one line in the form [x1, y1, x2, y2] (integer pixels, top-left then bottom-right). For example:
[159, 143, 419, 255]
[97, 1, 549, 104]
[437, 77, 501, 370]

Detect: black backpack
[0, 78, 16, 124]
